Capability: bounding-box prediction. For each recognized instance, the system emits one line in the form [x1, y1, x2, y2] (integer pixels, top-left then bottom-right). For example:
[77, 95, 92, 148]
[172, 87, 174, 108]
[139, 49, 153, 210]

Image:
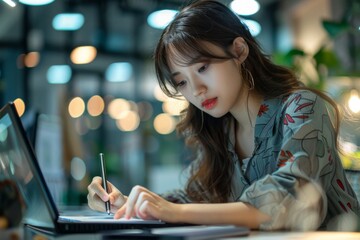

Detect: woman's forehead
[166, 41, 228, 67]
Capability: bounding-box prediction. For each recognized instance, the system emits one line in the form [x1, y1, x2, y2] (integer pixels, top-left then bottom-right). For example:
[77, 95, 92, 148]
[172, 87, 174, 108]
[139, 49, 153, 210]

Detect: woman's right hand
[87, 176, 127, 213]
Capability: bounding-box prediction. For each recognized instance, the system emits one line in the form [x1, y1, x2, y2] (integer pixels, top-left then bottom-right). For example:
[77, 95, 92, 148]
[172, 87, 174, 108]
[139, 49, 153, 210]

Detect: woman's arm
[177, 202, 271, 229]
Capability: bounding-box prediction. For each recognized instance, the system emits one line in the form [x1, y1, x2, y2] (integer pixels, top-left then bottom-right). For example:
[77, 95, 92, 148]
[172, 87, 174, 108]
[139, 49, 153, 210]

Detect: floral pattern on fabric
[237, 90, 359, 230]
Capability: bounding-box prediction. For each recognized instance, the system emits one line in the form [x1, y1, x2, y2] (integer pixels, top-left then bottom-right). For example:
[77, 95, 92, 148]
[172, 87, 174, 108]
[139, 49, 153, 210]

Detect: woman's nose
[190, 77, 207, 97]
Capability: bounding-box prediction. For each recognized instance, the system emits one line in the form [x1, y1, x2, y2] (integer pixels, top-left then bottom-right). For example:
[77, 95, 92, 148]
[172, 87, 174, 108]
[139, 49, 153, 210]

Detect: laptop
[0, 102, 182, 234]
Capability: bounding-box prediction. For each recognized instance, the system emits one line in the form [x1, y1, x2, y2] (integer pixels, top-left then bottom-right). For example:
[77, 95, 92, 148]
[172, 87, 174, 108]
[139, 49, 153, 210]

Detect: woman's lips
[201, 98, 217, 110]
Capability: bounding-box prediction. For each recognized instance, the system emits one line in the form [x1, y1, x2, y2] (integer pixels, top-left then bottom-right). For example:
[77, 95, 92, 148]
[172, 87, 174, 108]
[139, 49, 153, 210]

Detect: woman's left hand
[114, 185, 180, 223]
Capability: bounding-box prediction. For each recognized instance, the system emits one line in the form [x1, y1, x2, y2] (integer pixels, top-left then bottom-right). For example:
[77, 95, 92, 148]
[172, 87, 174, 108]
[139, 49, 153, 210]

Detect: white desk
[20, 226, 360, 240]
[246, 231, 360, 239]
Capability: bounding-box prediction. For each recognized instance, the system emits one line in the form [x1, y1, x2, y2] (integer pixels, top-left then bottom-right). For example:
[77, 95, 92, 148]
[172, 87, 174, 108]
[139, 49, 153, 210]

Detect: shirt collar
[226, 95, 284, 148]
[255, 96, 284, 139]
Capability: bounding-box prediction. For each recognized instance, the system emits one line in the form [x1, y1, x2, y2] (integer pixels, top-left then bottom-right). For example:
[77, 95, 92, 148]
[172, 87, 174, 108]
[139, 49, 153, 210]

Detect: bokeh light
[19, 0, 55, 6]
[242, 19, 262, 37]
[348, 89, 360, 113]
[153, 113, 176, 135]
[116, 110, 140, 132]
[13, 98, 26, 117]
[153, 85, 169, 102]
[47, 65, 72, 84]
[70, 46, 97, 64]
[230, 0, 260, 16]
[108, 98, 130, 119]
[162, 98, 188, 116]
[53, 13, 85, 31]
[105, 62, 133, 82]
[68, 97, 85, 118]
[70, 157, 86, 181]
[87, 95, 105, 117]
[24, 52, 40, 68]
[3, 0, 16, 7]
[147, 9, 178, 29]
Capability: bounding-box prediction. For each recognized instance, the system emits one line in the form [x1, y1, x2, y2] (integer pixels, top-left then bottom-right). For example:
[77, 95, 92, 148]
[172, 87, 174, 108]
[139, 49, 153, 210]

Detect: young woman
[87, 0, 359, 230]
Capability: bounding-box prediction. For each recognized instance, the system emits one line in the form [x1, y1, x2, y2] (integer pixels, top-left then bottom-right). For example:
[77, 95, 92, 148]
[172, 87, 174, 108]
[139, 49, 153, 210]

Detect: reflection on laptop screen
[0, 104, 57, 229]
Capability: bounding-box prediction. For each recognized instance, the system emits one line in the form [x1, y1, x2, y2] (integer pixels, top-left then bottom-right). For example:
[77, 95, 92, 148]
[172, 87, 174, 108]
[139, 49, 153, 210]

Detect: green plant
[273, 0, 359, 90]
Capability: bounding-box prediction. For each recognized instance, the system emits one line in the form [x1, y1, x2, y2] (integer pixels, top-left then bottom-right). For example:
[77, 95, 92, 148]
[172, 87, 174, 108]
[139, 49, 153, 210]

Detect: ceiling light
[230, 0, 260, 16]
[147, 9, 178, 29]
[242, 19, 261, 36]
[106, 62, 133, 82]
[52, 13, 84, 31]
[19, 0, 54, 6]
[47, 65, 72, 84]
[2, 0, 16, 7]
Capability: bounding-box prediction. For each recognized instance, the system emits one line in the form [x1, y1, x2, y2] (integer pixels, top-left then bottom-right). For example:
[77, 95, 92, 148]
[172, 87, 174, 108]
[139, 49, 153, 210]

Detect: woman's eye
[176, 80, 186, 88]
[198, 64, 209, 73]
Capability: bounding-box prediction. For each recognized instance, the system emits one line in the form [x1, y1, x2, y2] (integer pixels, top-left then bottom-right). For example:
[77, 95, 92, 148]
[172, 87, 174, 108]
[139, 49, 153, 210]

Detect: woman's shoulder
[258, 89, 327, 124]
[279, 89, 327, 111]
[277, 89, 332, 126]
[282, 89, 319, 103]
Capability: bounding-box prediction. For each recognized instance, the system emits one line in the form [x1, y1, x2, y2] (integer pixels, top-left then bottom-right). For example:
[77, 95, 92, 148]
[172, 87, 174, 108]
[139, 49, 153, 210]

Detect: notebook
[0, 102, 182, 234]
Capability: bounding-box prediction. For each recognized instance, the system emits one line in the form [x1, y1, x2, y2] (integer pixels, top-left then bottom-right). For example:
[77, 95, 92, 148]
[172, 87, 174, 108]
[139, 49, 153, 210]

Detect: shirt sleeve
[240, 91, 336, 230]
[160, 189, 192, 203]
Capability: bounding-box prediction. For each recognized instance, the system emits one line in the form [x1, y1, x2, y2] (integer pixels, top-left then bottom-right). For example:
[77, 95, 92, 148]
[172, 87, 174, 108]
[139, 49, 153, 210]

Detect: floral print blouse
[162, 90, 360, 230]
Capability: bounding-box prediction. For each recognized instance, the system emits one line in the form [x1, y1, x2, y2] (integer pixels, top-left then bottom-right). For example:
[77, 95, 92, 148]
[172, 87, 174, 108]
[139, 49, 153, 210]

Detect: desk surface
[247, 231, 360, 239]
[19, 226, 360, 240]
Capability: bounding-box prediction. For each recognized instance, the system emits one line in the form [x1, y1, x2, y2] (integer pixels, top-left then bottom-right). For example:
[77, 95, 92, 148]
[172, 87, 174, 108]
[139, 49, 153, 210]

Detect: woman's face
[168, 42, 247, 118]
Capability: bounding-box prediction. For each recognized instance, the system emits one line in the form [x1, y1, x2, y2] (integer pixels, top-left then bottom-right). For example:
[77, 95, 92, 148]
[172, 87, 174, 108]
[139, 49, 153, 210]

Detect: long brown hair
[154, 0, 340, 203]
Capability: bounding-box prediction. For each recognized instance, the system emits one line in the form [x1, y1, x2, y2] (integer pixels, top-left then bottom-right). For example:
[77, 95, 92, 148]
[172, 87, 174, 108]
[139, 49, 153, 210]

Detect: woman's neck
[232, 90, 264, 159]
[230, 90, 264, 131]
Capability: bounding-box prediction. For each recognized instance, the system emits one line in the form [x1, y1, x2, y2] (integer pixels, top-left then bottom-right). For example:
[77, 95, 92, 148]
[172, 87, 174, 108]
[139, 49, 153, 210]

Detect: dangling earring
[242, 63, 255, 128]
[241, 63, 255, 90]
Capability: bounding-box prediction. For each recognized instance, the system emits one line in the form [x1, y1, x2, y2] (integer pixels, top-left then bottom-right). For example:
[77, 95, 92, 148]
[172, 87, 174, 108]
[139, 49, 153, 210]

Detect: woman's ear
[232, 37, 249, 64]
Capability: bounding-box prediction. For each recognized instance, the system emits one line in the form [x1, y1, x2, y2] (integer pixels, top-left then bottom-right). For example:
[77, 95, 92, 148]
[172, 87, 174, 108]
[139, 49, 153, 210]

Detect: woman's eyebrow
[171, 71, 180, 77]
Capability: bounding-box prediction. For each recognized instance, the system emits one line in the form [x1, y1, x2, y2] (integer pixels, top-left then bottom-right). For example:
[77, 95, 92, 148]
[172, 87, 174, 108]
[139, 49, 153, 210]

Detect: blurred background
[0, 0, 359, 206]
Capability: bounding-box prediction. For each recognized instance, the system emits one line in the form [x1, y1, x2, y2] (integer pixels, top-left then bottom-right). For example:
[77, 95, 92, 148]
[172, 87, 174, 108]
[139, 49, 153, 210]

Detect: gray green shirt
[162, 90, 360, 230]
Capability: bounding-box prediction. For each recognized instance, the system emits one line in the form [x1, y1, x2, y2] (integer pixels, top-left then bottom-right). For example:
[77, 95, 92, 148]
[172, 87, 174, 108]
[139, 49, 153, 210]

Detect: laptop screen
[0, 103, 58, 229]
